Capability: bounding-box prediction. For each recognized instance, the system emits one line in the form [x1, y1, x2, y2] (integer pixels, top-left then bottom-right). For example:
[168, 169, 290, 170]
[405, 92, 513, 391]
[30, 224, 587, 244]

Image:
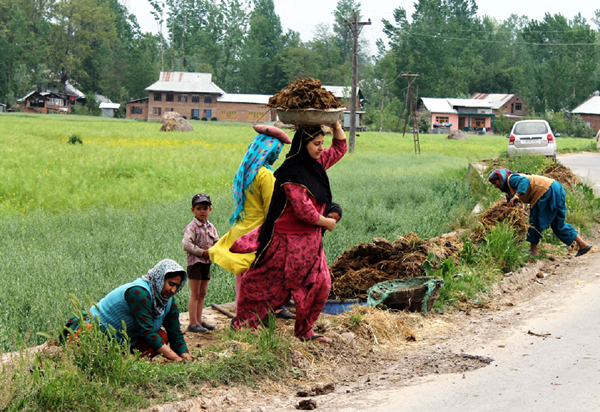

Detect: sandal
[275, 307, 295, 319]
[575, 244, 593, 257]
[187, 324, 208, 334]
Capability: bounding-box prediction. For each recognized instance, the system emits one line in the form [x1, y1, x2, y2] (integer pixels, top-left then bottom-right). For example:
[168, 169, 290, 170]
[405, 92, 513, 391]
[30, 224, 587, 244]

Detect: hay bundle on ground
[472, 200, 529, 242]
[542, 163, 580, 187]
[267, 78, 343, 110]
[329, 233, 461, 301]
[159, 112, 195, 132]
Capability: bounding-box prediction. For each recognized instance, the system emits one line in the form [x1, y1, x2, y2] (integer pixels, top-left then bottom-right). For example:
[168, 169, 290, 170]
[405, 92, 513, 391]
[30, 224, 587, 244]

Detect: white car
[507, 120, 558, 162]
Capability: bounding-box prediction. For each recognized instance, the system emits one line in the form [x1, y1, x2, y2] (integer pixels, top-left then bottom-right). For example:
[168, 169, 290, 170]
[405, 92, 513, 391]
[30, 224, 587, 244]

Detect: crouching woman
[66, 259, 192, 362]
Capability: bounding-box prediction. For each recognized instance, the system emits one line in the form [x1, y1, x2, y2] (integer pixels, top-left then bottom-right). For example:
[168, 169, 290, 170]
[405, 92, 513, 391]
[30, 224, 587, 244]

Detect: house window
[192, 95, 200, 103]
[249, 111, 263, 120]
[30, 99, 45, 108]
[178, 94, 188, 102]
[154, 93, 162, 101]
[130, 106, 143, 114]
[515, 103, 522, 111]
[473, 118, 486, 128]
[192, 109, 199, 118]
[435, 116, 449, 124]
[165, 108, 174, 112]
[154, 107, 162, 116]
[48, 98, 64, 106]
[204, 109, 212, 118]
[166, 94, 174, 102]
[221, 110, 237, 119]
[204, 96, 212, 104]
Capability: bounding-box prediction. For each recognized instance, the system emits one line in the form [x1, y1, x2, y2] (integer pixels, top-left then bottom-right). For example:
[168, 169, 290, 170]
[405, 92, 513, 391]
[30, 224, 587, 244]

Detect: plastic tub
[321, 299, 369, 315]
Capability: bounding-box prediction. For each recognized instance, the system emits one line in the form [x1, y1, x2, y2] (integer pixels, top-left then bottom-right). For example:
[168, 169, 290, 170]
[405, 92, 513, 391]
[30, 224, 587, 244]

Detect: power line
[407, 32, 599, 46]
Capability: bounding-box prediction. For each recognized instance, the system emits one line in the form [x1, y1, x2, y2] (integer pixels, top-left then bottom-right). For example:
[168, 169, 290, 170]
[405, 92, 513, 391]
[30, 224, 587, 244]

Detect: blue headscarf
[488, 168, 512, 194]
[229, 134, 283, 226]
[142, 259, 187, 317]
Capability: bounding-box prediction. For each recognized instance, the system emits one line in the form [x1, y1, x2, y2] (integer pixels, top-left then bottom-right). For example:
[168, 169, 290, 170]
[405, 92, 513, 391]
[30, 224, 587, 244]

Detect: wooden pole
[344, 11, 370, 153]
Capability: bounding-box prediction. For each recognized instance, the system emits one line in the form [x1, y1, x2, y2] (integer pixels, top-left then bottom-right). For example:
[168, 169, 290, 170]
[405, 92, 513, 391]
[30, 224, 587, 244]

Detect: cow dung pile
[472, 200, 529, 242]
[268, 78, 343, 110]
[329, 232, 463, 301]
[542, 163, 581, 187]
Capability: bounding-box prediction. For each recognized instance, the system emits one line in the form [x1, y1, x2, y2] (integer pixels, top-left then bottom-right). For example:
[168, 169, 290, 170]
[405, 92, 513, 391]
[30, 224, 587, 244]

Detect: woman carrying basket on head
[209, 125, 294, 318]
[230, 121, 347, 344]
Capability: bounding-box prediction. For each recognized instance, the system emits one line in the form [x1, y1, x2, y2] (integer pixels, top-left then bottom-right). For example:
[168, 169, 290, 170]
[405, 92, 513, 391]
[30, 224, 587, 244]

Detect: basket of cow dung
[367, 277, 444, 313]
[276, 107, 346, 126]
[269, 77, 345, 126]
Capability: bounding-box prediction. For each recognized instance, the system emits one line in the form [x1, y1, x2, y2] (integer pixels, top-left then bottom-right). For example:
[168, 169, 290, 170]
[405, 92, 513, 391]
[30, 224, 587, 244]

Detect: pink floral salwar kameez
[232, 137, 346, 340]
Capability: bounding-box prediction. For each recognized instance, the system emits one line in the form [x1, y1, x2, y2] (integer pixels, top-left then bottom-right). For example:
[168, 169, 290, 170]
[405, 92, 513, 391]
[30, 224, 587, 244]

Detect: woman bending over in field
[65, 259, 192, 362]
[230, 121, 346, 343]
[488, 168, 592, 257]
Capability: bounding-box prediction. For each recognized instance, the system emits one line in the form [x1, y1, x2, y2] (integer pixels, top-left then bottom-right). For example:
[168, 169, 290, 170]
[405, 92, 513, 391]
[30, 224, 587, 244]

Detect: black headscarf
[253, 126, 332, 265]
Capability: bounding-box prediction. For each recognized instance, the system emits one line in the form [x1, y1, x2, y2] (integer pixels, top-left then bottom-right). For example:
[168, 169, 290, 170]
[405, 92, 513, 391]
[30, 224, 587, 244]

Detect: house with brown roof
[471, 93, 527, 117]
[571, 91, 600, 131]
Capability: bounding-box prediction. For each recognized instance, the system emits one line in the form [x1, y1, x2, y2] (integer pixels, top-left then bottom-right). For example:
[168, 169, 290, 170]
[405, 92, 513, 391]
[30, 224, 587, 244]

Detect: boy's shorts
[187, 262, 211, 280]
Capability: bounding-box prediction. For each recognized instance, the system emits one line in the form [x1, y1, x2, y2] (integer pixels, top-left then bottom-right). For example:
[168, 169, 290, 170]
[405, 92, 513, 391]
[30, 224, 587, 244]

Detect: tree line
[1, 0, 599, 131]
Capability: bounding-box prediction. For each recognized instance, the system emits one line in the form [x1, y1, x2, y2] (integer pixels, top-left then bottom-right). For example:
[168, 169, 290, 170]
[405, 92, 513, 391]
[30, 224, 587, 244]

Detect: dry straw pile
[159, 112, 195, 132]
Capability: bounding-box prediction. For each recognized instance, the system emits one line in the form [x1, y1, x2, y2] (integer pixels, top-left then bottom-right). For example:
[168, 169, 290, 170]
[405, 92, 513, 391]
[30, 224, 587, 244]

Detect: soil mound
[542, 163, 581, 187]
[329, 233, 462, 301]
[267, 78, 343, 110]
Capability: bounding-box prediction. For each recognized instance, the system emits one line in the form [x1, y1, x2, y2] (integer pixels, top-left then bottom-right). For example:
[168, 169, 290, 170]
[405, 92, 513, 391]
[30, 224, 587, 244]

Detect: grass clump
[2, 308, 292, 411]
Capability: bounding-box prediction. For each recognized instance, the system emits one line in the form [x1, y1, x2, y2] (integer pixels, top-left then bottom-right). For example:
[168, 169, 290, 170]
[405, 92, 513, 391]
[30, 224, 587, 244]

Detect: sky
[129, 0, 599, 53]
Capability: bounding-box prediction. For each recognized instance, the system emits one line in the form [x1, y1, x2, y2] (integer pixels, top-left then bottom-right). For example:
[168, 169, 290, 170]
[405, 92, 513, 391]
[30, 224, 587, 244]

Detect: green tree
[48, 0, 118, 92]
[237, 0, 285, 94]
[521, 13, 598, 113]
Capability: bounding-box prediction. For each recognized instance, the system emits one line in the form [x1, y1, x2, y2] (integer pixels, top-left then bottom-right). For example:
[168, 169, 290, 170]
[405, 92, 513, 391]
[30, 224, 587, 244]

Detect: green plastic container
[367, 277, 444, 313]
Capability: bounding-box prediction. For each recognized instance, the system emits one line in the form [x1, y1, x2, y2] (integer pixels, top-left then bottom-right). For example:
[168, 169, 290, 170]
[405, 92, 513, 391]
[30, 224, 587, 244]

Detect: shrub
[211, 117, 218, 121]
[68, 134, 83, 144]
[201, 117, 208, 121]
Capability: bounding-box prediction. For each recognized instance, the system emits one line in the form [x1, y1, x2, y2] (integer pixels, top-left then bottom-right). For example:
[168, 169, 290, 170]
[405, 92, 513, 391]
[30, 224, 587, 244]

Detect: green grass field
[0, 113, 596, 351]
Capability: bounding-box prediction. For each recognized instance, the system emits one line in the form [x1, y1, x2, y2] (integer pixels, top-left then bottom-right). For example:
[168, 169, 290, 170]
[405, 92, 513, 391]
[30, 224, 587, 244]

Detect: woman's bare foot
[303, 334, 331, 344]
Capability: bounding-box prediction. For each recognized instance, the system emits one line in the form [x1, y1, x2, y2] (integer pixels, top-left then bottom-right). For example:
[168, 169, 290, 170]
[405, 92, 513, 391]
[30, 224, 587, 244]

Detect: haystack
[447, 130, 468, 140]
[159, 112, 195, 132]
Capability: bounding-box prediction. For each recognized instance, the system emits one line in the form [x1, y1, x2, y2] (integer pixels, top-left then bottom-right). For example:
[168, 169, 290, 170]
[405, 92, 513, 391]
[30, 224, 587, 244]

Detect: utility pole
[401, 73, 420, 154]
[344, 11, 370, 153]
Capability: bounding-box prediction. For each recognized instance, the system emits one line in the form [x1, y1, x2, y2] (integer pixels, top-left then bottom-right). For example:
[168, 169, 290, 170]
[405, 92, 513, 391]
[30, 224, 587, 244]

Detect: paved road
[557, 152, 600, 195]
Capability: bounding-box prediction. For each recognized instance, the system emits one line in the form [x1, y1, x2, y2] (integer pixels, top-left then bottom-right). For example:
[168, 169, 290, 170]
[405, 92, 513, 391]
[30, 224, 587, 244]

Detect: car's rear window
[514, 122, 548, 135]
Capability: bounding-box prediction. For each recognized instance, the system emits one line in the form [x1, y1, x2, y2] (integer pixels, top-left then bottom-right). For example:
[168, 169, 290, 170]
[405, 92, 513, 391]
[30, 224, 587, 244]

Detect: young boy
[182, 193, 219, 333]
